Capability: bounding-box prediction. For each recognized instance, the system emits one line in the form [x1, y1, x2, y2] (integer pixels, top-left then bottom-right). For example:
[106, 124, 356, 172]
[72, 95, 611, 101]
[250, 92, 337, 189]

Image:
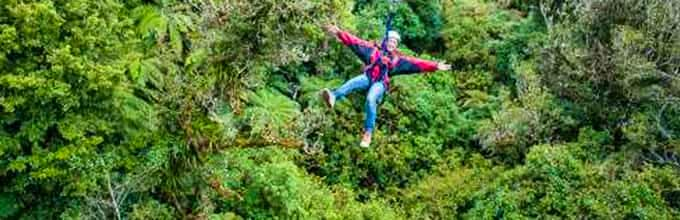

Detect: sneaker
[321, 88, 335, 108]
[359, 132, 371, 148]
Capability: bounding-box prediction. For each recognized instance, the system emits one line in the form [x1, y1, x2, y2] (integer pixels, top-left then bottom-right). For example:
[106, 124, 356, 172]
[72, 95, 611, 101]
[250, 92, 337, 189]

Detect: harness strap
[366, 10, 396, 85]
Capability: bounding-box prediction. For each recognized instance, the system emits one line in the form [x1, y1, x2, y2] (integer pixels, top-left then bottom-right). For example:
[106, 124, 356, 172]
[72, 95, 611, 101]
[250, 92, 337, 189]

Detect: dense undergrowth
[1, 0, 679, 219]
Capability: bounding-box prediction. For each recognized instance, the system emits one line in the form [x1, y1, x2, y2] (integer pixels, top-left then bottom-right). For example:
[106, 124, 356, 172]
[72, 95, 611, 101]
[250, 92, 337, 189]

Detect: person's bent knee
[366, 99, 378, 109]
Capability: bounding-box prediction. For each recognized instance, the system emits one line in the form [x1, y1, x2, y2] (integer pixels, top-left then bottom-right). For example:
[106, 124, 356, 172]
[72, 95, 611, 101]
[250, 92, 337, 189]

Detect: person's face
[386, 37, 398, 52]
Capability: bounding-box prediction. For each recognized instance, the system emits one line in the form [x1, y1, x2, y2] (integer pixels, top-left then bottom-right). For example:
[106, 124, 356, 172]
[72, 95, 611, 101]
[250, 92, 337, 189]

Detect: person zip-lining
[321, 24, 452, 148]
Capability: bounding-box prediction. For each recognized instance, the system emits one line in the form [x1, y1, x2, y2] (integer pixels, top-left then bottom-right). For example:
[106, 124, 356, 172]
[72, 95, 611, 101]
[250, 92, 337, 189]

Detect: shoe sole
[321, 90, 332, 108]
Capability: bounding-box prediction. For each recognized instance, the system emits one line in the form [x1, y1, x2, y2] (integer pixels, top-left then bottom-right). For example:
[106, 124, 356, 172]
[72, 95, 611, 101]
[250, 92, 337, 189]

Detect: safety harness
[365, 0, 400, 86]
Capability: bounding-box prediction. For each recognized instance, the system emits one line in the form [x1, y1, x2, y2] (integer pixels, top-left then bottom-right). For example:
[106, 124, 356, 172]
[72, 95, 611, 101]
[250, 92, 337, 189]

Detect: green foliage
[1, 0, 679, 219]
[353, 0, 444, 53]
[476, 60, 576, 162]
[403, 0, 446, 53]
[128, 199, 176, 220]
[0, 193, 19, 218]
[0, 1, 167, 217]
[206, 147, 402, 219]
[492, 0, 540, 11]
[442, 0, 546, 87]
[243, 89, 303, 144]
[399, 143, 680, 219]
[132, 3, 194, 56]
[195, 0, 353, 110]
[441, 0, 524, 68]
[539, 0, 680, 142]
[398, 152, 502, 219]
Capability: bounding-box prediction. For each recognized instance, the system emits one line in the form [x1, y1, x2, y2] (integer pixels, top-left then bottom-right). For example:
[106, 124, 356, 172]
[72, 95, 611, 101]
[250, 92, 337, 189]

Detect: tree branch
[107, 175, 122, 220]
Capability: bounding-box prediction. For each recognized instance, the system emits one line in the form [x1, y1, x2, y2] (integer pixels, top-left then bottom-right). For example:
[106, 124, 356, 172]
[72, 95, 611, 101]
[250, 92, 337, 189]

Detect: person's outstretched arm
[392, 55, 452, 75]
[325, 24, 375, 64]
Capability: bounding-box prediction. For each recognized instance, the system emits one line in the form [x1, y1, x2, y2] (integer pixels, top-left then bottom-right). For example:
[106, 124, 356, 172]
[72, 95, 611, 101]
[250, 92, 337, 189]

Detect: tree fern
[132, 4, 194, 55]
[243, 89, 303, 145]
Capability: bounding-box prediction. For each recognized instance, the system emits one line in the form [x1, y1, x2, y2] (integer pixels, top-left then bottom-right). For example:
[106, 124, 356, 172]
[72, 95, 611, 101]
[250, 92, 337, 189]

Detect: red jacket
[336, 30, 439, 89]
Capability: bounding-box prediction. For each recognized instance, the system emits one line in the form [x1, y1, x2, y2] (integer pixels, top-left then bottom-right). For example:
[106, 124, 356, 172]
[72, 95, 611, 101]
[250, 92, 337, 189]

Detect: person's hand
[325, 24, 340, 35]
[437, 62, 451, 71]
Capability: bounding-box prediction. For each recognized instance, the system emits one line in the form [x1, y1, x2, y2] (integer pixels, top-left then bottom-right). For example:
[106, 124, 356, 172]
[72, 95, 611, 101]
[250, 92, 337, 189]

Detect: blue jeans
[332, 74, 386, 134]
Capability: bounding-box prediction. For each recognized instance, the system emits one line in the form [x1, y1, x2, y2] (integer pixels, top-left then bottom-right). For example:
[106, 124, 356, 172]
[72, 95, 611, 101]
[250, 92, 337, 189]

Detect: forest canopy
[0, 0, 679, 219]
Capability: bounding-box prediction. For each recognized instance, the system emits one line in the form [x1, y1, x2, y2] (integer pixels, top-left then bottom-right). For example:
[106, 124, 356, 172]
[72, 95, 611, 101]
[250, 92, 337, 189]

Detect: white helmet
[387, 31, 401, 42]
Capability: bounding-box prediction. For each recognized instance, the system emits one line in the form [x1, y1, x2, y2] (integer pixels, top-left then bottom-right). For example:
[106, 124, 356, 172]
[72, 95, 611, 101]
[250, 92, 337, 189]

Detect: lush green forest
[1, 0, 679, 219]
